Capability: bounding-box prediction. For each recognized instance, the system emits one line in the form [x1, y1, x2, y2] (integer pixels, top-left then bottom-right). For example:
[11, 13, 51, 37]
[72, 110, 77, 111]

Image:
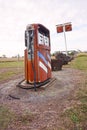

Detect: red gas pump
[23, 24, 51, 90]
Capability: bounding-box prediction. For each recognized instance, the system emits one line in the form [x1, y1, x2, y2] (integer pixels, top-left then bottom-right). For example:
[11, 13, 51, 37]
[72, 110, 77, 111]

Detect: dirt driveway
[0, 67, 84, 130]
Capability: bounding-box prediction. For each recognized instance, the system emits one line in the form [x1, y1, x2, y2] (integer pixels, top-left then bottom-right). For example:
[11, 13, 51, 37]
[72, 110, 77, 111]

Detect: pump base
[16, 78, 56, 90]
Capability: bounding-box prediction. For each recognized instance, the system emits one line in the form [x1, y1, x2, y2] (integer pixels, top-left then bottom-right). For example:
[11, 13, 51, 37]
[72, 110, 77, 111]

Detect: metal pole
[63, 25, 68, 55]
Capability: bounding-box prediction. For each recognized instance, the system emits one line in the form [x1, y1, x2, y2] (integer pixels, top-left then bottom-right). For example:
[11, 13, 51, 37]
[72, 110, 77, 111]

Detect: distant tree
[17, 54, 20, 61]
[2, 54, 7, 58]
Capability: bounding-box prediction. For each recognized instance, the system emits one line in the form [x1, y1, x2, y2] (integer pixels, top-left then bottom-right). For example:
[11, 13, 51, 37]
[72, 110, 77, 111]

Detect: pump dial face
[38, 32, 49, 46]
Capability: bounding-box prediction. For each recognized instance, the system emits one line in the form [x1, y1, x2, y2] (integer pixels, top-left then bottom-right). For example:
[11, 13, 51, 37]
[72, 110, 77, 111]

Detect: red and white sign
[56, 22, 72, 33]
[65, 24, 72, 31]
[56, 25, 63, 33]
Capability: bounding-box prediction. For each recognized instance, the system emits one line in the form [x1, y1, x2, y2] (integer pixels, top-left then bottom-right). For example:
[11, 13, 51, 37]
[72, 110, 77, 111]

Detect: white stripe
[48, 62, 51, 69]
[47, 54, 51, 61]
[39, 61, 47, 73]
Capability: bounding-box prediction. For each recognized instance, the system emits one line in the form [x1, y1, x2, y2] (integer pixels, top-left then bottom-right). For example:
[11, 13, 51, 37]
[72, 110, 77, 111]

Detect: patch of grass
[0, 71, 16, 80]
[65, 104, 87, 123]
[62, 53, 87, 129]
[77, 53, 87, 57]
[63, 81, 87, 129]
[16, 112, 35, 125]
[0, 61, 24, 82]
[0, 69, 23, 81]
[0, 105, 35, 129]
[0, 105, 15, 130]
[76, 73, 87, 102]
[77, 87, 87, 104]
[63, 104, 87, 129]
[0, 61, 24, 68]
[70, 54, 87, 71]
[62, 79, 87, 129]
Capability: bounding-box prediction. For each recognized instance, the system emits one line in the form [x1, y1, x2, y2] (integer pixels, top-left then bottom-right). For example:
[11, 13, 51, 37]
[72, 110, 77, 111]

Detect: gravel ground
[0, 67, 84, 130]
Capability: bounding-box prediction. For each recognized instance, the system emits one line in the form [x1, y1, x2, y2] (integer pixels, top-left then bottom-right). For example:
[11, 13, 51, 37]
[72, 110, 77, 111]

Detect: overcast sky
[0, 0, 87, 57]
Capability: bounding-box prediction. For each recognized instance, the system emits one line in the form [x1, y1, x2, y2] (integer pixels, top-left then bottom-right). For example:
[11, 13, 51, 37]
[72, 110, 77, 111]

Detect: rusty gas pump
[17, 24, 51, 90]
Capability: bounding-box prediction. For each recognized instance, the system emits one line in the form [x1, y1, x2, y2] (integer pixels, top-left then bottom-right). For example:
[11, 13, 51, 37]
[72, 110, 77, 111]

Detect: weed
[0, 105, 15, 130]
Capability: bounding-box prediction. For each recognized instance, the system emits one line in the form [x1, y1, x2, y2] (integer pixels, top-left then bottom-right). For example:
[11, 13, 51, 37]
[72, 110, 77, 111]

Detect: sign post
[56, 22, 72, 55]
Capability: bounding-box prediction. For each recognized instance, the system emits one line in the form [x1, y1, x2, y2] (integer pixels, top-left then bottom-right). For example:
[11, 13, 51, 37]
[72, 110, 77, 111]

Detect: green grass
[0, 61, 24, 68]
[0, 70, 23, 81]
[69, 54, 87, 71]
[0, 105, 35, 130]
[0, 105, 15, 130]
[0, 60, 24, 81]
[62, 53, 87, 130]
[64, 104, 87, 122]
[63, 103, 87, 129]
